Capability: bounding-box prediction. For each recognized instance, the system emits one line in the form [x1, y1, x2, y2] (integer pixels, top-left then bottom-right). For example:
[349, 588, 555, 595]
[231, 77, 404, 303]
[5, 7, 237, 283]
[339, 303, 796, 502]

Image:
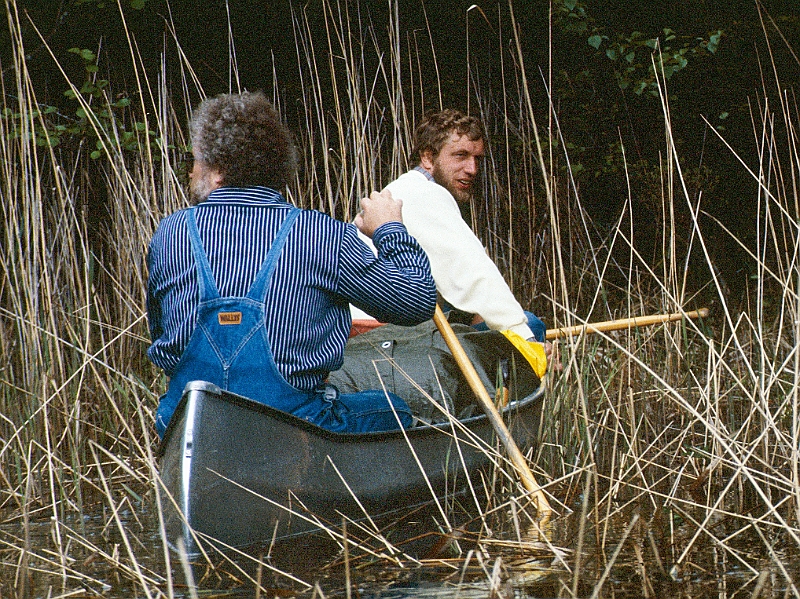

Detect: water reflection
[1, 491, 794, 598]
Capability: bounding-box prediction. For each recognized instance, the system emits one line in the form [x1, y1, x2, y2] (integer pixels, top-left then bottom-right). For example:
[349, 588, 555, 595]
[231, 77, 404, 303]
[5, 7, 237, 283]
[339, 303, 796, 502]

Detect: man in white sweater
[354, 109, 546, 344]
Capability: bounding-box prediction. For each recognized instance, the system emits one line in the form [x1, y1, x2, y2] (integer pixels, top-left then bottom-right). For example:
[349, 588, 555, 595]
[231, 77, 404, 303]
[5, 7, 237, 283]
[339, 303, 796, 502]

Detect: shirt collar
[414, 165, 435, 182]
[202, 186, 288, 206]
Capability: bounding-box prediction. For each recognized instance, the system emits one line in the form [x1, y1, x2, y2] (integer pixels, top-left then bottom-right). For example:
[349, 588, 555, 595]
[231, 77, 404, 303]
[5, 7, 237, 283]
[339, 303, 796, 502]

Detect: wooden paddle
[545, 308, 709, 340]
[432, 305, 553, 518]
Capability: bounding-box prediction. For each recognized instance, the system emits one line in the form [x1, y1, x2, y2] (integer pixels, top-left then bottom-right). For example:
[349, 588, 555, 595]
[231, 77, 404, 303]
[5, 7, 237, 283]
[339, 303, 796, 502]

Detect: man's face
[421, 132, 485, 203]
[188, 152, 223, 204]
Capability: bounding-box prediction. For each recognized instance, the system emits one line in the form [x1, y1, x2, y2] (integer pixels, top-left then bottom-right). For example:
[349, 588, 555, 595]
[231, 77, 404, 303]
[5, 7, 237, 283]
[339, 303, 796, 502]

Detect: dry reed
[0, 0, 798, 597]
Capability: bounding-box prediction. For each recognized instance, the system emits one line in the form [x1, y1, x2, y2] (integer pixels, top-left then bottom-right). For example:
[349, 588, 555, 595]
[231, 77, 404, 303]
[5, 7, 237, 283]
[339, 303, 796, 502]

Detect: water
[2, 490, 788, 598]
[0, 509, 790, 599]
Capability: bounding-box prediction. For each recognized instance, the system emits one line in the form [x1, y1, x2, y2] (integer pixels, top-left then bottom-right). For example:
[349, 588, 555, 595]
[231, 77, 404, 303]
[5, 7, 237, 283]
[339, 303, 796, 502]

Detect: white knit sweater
[352, 169, 533, 340]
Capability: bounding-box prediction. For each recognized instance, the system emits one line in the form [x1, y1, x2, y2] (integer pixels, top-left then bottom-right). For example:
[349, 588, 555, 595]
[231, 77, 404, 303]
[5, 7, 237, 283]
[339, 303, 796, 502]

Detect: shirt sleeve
[145, 212, 195, 374]
[386, 173, 533, 339]
[337, 221, 436, 326]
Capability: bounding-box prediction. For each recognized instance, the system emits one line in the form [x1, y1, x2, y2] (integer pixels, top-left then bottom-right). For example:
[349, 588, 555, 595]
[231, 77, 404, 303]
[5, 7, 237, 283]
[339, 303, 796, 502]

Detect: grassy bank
[1, 0, 799, 596]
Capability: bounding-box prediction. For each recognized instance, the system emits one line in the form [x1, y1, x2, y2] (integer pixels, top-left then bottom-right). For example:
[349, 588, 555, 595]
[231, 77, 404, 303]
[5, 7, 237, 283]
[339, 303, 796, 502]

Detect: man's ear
[420, 150, 435, 171]
[210, 169, 225, 189]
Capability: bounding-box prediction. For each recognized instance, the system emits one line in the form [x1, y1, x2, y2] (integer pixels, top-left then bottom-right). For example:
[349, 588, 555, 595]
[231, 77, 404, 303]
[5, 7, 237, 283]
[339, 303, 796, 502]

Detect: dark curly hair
[410, 109, 486, 164]
[189, 91, 297, 189]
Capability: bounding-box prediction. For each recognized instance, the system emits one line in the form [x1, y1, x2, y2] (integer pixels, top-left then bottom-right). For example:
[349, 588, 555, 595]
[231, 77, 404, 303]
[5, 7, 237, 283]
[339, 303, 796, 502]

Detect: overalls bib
[155, 206, 308, 436]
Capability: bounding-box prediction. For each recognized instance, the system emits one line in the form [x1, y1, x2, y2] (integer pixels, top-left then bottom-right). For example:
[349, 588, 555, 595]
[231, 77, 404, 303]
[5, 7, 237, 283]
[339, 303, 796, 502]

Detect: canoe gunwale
[157, 379, 544, 457]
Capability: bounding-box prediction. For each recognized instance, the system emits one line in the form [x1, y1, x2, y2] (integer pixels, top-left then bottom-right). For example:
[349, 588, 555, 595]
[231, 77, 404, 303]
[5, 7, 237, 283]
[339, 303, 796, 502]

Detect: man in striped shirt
[146, 91, 436, 437]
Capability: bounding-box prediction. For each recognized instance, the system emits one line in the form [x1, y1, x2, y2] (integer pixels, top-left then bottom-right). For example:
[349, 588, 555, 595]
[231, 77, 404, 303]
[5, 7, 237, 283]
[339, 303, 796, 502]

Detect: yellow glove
[500, 330, 547, 379]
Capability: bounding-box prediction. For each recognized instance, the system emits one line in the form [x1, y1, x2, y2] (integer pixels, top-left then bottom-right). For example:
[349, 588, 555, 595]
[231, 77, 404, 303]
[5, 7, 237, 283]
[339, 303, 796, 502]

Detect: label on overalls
[218, 311, 242, 325]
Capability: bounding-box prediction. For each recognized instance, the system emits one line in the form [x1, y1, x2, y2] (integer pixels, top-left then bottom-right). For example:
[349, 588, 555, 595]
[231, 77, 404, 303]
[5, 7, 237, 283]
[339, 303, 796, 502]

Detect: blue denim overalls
[155, 206, 412, 437]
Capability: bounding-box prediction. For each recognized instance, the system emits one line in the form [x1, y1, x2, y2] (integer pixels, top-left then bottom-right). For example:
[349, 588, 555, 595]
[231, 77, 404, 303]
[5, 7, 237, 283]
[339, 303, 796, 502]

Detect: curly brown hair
[189, 91, 297, 189]
[410, 109, 486, 164]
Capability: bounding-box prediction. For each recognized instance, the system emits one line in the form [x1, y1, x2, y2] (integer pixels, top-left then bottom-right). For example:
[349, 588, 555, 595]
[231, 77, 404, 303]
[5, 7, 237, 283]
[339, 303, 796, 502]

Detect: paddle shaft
[432, 305, 552, 518]
[545, 308, 709, 341]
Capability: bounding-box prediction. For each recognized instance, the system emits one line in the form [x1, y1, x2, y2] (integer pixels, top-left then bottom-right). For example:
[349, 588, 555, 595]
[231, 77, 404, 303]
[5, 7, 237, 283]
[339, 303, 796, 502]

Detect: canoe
[157, 323, 544, 557]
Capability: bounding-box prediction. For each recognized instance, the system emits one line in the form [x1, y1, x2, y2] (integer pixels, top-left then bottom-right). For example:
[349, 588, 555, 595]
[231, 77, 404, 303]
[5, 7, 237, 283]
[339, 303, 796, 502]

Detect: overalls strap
[185, 206, 301, 303]
[185, 207, 219, 302]
[246, 207, 301, 301]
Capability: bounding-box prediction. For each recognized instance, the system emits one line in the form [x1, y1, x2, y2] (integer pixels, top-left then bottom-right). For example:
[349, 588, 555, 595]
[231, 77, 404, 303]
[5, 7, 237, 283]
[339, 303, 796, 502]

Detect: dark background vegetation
[3, 0, 799, 303]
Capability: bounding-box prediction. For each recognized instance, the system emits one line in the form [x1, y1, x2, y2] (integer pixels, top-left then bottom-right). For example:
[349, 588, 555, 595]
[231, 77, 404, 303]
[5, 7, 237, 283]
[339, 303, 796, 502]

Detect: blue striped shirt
[146, 186, 436, 391]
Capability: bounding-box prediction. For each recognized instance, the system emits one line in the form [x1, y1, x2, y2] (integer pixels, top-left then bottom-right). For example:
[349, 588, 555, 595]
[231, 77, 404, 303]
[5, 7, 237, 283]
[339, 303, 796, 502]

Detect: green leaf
[606, 48, 618, 61]
[90, 150, 102, 160]
[130, 0, 146, 8]
[588, 34, 603, 49]
[708, 30, 722, 53]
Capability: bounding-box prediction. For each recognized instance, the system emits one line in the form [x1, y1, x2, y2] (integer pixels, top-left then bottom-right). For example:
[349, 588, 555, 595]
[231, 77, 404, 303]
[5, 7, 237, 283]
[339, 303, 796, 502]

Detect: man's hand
[535, 340, 562, 372]
[354, 190, 403, 238]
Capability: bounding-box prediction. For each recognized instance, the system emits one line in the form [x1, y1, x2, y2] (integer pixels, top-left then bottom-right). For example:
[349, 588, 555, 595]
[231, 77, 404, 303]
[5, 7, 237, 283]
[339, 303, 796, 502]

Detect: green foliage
[554, 0, 591, 34]
[1, 104, 61, 149]
[594, 27, 723, 96]
[555, 0, 723, 96]
[547, 0, 730, 215]
[2, 47, 159, 160]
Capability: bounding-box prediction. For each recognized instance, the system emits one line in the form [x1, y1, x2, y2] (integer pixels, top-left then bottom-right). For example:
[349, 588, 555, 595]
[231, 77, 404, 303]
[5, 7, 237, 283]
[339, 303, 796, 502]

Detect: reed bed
[0, 0, 798, 596]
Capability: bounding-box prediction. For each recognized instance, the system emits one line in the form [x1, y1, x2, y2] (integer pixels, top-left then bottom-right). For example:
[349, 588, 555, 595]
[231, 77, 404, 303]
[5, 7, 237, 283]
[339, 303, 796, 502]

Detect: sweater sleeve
[385, 171, 533, 339]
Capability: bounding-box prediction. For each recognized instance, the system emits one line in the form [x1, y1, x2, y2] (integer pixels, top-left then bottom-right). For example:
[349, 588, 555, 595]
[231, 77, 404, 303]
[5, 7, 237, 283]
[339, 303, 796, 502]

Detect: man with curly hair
[354, 109, 547, 348]
[146, 91, 436, 437]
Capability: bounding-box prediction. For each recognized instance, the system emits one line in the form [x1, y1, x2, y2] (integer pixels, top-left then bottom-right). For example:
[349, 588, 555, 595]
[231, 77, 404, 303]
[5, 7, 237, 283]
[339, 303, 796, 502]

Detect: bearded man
[354, 109, 546, 345]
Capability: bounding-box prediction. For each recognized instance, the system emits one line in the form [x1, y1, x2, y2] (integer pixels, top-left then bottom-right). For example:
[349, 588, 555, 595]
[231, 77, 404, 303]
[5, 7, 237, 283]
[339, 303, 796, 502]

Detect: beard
[431, 165, 474, 204]
[445, 183, 472, 204]
[189, 172, 217, 205]
[189, 188, 206, 206]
